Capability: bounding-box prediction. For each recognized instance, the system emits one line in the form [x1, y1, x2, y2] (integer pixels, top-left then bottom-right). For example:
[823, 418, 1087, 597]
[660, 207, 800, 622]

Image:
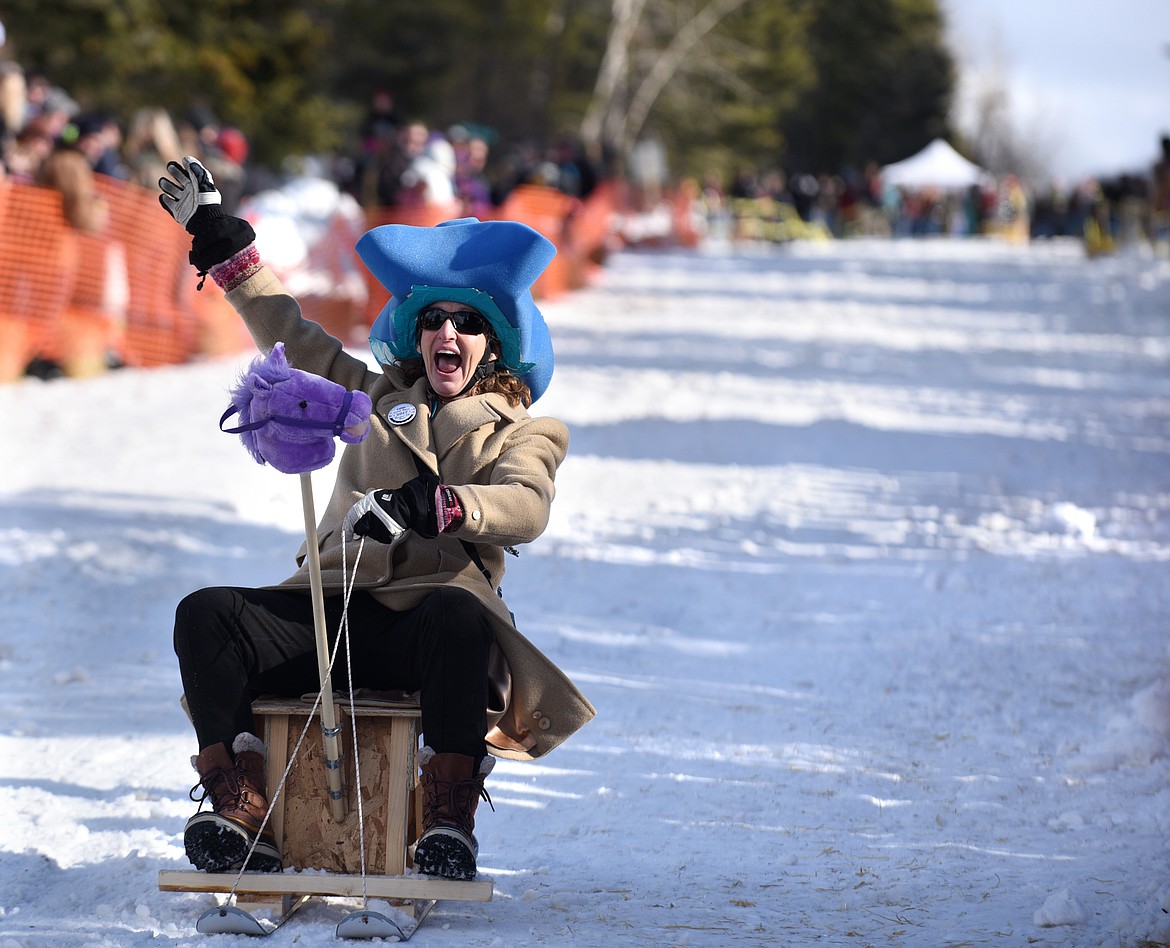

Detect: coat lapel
[376, 380, 436, 474]
[431, 397, 505, 463]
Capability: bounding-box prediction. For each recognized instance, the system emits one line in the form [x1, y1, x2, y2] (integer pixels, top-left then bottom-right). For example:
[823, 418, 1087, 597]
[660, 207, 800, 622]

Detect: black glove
[344, 473, 441, 542]
[158, 156, 255, 273]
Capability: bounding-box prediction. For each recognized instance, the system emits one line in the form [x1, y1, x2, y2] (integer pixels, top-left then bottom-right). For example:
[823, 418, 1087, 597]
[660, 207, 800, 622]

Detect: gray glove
[158, 156, 222, 232]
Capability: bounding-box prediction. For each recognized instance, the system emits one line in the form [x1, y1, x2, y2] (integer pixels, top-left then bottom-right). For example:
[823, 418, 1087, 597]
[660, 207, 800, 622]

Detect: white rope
[224, 537, 367, 904]
[339, 531, 372, 907]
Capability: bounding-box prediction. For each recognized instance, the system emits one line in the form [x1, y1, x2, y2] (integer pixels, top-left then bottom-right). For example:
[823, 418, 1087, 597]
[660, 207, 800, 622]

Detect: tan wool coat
[226, 267, 595, 760]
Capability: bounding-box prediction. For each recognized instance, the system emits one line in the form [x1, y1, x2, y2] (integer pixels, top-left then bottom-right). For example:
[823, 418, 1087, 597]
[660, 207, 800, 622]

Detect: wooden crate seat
[251, 694, 422, 876]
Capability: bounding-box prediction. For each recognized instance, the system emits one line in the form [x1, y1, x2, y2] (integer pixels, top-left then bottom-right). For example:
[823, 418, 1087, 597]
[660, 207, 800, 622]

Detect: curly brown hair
[397, 357, 533, 408]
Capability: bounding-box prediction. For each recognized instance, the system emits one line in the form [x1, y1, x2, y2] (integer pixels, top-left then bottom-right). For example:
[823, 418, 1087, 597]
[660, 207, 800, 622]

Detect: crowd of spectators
[702, 149, 1169, 250]
[0, 62, 249, 215]
[333, 89, 606, 217]
[0, 48, 606, 231]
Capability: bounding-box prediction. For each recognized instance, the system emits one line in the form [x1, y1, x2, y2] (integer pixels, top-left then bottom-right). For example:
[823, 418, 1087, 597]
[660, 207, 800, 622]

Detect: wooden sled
[158, 696, 493, 938]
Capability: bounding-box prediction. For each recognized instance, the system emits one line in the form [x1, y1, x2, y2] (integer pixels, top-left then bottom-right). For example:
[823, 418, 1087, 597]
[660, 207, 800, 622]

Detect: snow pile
[1033, 888, 1086, 927]
[1, 236, 1169, 945]
[242, 174, 369, 305]
[1134, 677, 1170, 742]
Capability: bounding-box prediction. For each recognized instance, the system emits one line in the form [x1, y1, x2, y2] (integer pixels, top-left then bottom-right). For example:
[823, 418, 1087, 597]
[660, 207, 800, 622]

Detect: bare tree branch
[616, 0, 755, 155]
[580, 0, 650, 146]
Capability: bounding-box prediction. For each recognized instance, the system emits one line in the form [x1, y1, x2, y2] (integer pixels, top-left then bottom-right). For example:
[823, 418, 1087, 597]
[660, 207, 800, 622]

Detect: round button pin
[387, 403, 417, 425]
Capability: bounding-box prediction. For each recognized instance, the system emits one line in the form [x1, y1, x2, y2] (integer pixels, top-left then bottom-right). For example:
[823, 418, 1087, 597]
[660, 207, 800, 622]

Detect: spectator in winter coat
[123, 107, 184, 192]
[37, 141, 108, 233]
[158, 156, 594, 882]
[398, 134, 458, 208]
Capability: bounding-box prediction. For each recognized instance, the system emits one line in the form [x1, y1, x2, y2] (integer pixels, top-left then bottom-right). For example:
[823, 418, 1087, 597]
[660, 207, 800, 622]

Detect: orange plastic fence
[0, 177, 645, 381]
[95, 176, 197, 368]
[492, 185, 579, 299]
[0, 177, 247, 380]
[0, 184, 88, 380]
[563, 179, 620, 285]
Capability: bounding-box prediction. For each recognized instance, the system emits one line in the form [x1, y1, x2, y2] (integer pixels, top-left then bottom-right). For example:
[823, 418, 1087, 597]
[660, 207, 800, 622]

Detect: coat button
[532, 710, 551, 731]
[471, 510, 481, 521]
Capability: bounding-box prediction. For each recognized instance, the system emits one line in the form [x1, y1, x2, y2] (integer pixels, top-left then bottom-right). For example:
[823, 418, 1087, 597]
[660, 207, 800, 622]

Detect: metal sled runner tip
[336, 900, 436, 941]
[160, 869, 491, 937]
[196, 895, 311, 937]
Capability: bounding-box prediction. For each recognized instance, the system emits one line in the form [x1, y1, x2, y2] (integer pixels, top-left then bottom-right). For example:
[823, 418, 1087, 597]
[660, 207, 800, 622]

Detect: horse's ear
[250, 373, 274, 394]
[269, 342, 290, 371]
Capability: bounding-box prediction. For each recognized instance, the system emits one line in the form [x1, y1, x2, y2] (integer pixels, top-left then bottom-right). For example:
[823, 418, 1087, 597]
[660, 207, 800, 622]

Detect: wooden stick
[158, 870, 493, 903]
[299, 471, 347, 823]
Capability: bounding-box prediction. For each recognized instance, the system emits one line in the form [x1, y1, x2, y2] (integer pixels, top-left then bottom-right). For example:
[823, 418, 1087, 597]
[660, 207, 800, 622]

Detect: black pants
[174, 585, 493, 760]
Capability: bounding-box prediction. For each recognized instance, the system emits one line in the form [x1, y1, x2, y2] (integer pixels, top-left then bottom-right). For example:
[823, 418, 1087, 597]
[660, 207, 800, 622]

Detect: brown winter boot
[413, 747, 494, 880]
[184, 734, 282, 873]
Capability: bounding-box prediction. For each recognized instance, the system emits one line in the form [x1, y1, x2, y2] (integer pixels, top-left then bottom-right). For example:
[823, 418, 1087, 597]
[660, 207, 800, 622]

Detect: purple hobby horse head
[220, 342, 373, 474]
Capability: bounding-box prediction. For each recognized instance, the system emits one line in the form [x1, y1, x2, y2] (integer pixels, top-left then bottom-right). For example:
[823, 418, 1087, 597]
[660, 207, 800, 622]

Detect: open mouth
[434, 347, 463, 377]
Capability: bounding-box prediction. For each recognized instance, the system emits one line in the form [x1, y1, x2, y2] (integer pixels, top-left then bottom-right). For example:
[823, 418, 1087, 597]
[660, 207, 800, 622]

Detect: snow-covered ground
[1, 236, 1168, 946]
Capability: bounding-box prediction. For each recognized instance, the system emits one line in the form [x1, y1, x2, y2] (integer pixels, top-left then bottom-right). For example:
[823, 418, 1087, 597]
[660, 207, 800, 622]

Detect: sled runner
[157, 696, 493, 938]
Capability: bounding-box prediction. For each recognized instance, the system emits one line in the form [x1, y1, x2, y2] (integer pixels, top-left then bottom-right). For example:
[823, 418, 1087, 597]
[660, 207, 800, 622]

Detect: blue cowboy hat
[357, 217, 557, 402]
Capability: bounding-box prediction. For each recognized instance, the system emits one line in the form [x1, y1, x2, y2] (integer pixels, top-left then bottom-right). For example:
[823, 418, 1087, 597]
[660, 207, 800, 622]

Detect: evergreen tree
[3, 0, 350, 167]
[781, 0, 955, 175]
[2, 0, 954, 186]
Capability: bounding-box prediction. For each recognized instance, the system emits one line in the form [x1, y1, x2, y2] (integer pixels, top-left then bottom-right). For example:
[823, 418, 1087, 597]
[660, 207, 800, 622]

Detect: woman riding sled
[160, 156, 594, 881]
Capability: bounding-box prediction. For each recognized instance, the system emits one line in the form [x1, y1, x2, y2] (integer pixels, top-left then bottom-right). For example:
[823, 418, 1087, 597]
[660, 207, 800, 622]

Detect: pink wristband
[435, 484, 464, 532]
[208, 244, 263, 291]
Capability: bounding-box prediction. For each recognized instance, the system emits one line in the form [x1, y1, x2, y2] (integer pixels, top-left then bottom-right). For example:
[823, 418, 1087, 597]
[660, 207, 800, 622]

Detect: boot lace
[188, 760, 254, 813]
[420, 772, 494, 837]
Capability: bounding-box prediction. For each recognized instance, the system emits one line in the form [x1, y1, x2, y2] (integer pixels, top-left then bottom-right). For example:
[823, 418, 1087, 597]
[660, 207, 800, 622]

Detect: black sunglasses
[417, 307, 488, 335]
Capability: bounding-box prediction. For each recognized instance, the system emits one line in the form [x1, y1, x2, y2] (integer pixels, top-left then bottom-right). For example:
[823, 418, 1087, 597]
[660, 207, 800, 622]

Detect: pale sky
[941, 0, 1169, 181]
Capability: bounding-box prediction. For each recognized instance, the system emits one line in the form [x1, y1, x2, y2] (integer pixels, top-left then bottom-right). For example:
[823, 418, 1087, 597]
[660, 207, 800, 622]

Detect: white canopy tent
[880, 139, 993, 190]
